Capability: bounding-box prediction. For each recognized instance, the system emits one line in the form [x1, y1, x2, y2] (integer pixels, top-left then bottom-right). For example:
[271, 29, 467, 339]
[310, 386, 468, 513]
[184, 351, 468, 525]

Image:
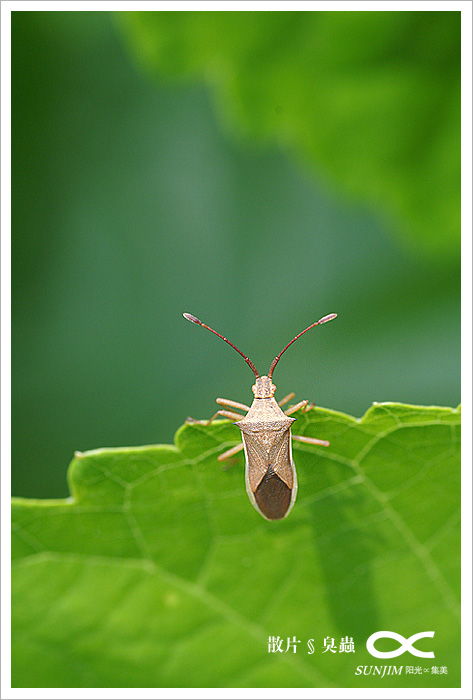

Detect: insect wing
[242, 430, 297, 521]
[241, 433, 270, 492]
[268, 428, 295, 489]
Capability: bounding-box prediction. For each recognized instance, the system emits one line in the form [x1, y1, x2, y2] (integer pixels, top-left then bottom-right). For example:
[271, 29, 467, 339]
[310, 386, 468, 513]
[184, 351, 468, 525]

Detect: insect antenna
[267, 313, 337, 379]
[183, 313, 260, 379]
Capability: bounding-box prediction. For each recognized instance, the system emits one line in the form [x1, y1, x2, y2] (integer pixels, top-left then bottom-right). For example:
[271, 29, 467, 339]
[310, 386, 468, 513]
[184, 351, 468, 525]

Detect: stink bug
[183, 312, 337, 520]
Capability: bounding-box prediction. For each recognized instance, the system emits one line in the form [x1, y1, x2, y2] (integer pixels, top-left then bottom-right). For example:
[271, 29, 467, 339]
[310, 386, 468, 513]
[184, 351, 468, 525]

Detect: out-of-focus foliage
[12, 11, 460, 506]
[118, 11, 460, 258]
[12, 404, 460, 688]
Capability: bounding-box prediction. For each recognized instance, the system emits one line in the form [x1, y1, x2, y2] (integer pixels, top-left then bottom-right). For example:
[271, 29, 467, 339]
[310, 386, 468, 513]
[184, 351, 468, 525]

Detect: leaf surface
[12, 403, 460, 687]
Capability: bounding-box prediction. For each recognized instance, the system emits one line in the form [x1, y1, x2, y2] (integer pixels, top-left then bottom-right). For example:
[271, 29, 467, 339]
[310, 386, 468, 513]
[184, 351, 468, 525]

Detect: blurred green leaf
[117, 10, 460, 258]
[12, 403, 460, 687]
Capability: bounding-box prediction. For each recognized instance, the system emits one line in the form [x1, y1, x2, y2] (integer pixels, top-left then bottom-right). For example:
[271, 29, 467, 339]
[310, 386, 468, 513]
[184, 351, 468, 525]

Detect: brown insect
[183, 312, 337, 520]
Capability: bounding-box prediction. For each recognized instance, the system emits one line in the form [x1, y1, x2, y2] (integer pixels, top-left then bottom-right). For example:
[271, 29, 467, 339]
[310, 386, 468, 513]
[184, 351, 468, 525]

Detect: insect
[183, 311, 337, 520]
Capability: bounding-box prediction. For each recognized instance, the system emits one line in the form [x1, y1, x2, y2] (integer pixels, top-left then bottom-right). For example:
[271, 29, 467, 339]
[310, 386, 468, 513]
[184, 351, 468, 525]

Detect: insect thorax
[236, 417, 294, 435]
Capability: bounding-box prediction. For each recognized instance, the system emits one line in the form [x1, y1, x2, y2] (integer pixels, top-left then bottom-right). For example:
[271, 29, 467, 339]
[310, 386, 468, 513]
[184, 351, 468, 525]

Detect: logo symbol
[366, 631, 435, 659]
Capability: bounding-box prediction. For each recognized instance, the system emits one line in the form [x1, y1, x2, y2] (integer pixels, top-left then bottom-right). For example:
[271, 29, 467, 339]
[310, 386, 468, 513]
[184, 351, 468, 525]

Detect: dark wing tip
[254, 468, 292, 520]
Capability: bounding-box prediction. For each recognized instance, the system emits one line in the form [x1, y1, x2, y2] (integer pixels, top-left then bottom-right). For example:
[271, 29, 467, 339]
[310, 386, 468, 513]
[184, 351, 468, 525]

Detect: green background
[12, 10, 460, 498]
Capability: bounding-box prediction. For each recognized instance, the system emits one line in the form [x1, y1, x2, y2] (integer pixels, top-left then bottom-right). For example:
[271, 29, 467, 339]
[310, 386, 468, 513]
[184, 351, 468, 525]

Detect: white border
[0, 0, 471, 11]
[460, 0, 473, 695]
[2, 2, 471, 699]
[1, 3, 13, 699]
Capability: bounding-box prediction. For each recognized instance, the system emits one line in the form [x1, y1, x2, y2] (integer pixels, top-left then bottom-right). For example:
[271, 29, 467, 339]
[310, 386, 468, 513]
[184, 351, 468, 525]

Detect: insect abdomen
[254, 465, 292, 520]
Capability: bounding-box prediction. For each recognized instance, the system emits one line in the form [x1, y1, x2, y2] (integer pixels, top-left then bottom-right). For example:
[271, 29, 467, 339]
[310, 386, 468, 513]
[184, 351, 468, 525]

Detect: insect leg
[284, 399, 314, 416]
[278, 392, 295, 408]
[216, 397, 250, 412]
[218, 442, 244, 462]
[186, 409, 245, 425]
[292, 434, 330, 447]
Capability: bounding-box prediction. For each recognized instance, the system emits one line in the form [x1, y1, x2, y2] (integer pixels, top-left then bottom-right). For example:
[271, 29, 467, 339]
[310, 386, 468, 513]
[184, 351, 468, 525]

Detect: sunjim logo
[355, 665, 403, 677]
[366, 631, 435, 659]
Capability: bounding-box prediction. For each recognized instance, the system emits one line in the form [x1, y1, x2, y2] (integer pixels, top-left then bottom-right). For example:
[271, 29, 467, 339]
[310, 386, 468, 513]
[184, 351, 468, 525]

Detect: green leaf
[12, 403, 460, 688]
[116, 11, 460, 259]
